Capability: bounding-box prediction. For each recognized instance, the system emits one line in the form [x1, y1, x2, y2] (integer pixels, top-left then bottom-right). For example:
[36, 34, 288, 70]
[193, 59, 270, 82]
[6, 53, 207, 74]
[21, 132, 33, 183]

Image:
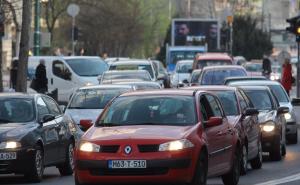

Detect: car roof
[78, 84, 133, 90]
[104, 70, 148, 74]
[115, 81, 160, 86]
[235, 86, 270, 91]
[183, 85, 237, 91]
[197, 53, 232, 60]
[110, 60, 151, 65]
[119, 90, 202, 97]
[62, 56, 101, 60]
[0, 93, 37, 99]
[229, 80, 281, 86]
[202, 65, 246, 71]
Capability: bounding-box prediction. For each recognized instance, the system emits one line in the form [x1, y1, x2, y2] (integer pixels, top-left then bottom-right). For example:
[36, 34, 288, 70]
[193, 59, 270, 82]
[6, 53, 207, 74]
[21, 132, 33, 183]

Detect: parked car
[170, 60, 193, 88]
[115, 81, 162, 90]
[243, 62, 262, 76]
[184, 86, 262, 174]
[99, 70, 152, 84]
[192, 53, 233, 70]
[0, 93, 80, 182]
[234, 86, 288, 161]
[27, 56, 108, 104]
[227, 80, 298, 144]
[199, 65, 247, 85]
[189, 69, 202, 86]
[74, 90, 241, 185]
[65, 85, 134, 130]
[151, 60, 171, 88]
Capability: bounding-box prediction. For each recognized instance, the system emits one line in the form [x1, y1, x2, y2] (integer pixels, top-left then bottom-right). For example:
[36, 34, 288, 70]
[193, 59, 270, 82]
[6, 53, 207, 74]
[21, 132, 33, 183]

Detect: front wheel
[25, 145, 44, 182]
[188, 152, 208, 185]
[58, 141, 74, 176]
[222, 147, 240, 185]
[240, 144, 248, 175]
[250, 140, 263, 169]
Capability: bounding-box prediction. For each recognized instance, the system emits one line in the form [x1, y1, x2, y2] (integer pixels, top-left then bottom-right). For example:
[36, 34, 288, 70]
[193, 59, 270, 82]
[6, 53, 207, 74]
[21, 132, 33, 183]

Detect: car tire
[250, 140, 263, 169]
[288, 131, 298, 144]
[240, 144, 248, 175]
[221, 147, 240, 185]
[281, 143, 286, 157]
[188, 151, 208, 185]
[25, 145, 44, 183]
[58, 141, 74, 176]
[270, 135, 282, 161]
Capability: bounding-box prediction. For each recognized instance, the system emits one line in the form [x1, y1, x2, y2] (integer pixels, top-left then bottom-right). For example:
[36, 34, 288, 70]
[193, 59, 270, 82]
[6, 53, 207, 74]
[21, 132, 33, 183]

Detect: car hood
[65, 109, 103, 125]
[84, 125, 194, 142]
[257, 110, 276, 124]
[80, 76, 99, 86]
[0, 123, 35, 140]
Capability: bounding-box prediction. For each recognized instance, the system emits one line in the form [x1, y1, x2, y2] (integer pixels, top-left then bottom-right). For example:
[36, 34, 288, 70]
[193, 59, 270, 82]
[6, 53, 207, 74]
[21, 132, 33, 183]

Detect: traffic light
[286, 15, 300, 35]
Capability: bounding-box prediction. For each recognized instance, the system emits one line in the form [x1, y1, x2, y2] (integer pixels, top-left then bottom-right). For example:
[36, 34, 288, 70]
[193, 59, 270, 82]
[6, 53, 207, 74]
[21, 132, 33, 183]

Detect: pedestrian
[102, 52, 108, 60]
[10, 59, 18, 90]
[262, 54, 272, 79]
[281, 58, 292, 96]
[35, 59, 48, 94]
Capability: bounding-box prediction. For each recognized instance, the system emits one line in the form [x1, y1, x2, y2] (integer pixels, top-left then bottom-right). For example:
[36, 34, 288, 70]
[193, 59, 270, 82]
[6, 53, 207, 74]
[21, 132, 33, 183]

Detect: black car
[0, 93, 80, 182]
[238, 86, 289, 161]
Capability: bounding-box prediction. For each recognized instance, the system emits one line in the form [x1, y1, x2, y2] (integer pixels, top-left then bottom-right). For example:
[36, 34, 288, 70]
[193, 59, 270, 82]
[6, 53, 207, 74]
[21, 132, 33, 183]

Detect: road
[0, 129, 300, 185]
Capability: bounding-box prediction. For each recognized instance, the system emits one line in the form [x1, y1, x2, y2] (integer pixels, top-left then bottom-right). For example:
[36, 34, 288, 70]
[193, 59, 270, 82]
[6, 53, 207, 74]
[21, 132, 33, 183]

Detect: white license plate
[0, 152, 17, 160]
[108, 160, 147, 169]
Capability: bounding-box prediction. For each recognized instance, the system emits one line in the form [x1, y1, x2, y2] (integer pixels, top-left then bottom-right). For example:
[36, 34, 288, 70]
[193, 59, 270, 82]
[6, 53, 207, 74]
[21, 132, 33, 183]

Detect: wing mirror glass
[243, 108, 259, 116]
[40, 114, 55, 124]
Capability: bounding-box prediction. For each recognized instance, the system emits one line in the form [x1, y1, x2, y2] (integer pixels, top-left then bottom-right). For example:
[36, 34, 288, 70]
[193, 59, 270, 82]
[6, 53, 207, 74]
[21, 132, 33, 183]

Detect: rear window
[65, 58, 108, 77]
[201, 69, 247, 85]
[110, 64, 154, 78]
[196, 60, 232, 69]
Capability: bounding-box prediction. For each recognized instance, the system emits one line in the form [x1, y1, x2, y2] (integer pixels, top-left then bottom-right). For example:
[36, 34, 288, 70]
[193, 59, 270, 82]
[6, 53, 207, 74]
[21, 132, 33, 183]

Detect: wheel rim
[242, 146, 247, 171]
[35, 150, 43, 177]
[258, 142, 263, 163]
[68, 144, 74, 170]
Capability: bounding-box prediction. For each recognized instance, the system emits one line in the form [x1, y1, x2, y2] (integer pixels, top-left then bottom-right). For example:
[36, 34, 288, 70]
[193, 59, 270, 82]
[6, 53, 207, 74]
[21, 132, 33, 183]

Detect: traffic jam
[0, 52, 298, 185]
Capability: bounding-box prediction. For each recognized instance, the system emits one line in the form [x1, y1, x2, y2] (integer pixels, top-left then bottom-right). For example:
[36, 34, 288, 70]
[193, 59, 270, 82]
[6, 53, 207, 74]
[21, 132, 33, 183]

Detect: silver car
[65, 85, 134, 130]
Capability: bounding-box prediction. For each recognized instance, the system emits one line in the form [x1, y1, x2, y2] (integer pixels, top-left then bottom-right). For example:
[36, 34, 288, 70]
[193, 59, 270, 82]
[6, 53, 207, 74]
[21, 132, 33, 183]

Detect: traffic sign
[67, 4, 80, 17]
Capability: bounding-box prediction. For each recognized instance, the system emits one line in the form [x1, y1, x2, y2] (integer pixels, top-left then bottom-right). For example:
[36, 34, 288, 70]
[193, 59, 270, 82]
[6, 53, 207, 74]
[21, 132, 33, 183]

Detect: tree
[16, 0, 32, 92]
[232, 16, 273, 60]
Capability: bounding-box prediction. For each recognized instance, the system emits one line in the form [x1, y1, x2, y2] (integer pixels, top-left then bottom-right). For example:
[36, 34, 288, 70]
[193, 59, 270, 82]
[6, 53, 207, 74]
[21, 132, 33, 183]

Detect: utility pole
[187, 0, 191, 18]
[169, 0, 172, 20]
[34, 0, 41, 56]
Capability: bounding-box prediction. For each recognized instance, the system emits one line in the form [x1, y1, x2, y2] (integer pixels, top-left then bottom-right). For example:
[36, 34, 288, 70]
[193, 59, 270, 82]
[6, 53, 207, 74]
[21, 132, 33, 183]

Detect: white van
[27, 56, 108, 103]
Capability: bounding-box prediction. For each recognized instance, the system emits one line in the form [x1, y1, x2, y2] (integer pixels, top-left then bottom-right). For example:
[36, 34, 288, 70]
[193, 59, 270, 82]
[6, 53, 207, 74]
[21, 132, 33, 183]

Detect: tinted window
[0, 98, 35, 123]
[98, 96, 196, 126]
[43, 97, 61, 116]
[196, 60, 232, 69]
[268, 85, 289, 103]
[53, 60, 71, 80]
[191, 71, 201, 83]
[102, 72, 151, 82]
[201, 69, 247, 85]
[244, 90, 273, 110]
[237, 92, 247, 111]
[215, 91, 239, 116]
[37, 98, 50, 118]
[205, 95, 223, 117]
[69, 88, 130, 109]
[65, 58, 108, 76]
[134, 84, 161, 90]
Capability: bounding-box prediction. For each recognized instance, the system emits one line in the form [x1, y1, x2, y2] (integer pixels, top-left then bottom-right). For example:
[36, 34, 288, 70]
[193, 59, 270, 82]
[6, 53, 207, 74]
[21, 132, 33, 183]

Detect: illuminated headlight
[85, 82, 94, 86]
[79, 142, 100, 152]
[261, 124, 275, 132]
[159, 139, 194, 151]
[270, 76, 275, 81]
[284, 113, 292, 120]
[0, 141, 21, 149]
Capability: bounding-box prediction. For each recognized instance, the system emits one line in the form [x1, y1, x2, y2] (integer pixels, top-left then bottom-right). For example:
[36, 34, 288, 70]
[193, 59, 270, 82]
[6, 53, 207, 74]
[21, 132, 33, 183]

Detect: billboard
[172, 19, 219, 51]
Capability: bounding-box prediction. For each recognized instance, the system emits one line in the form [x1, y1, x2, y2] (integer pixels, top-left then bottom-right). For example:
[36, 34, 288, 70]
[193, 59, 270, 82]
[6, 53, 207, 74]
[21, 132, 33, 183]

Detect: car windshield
[215, 91, 239, 116]
[0, 98, 35, 123]
[170, 51, 198, 65]
[245, 63, 262, 72]
[196, 60, 232, 69]
[110, 64, 154, 78]
[268, 85, 289, 103]
[201, 69, 247, 85]
[102, 72, 151, 81]
[176, 62, 193, 73]
[244, 90, 273, 110]
[98, 96, 196, 126]
[65, 58, 108, 76]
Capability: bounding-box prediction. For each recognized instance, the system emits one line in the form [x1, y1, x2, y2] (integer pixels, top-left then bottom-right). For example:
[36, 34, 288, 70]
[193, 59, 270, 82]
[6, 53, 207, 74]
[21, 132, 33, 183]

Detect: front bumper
[0, 147, 35, 174]
[286, 121, 297, 135]
[261, 131, 279, 152]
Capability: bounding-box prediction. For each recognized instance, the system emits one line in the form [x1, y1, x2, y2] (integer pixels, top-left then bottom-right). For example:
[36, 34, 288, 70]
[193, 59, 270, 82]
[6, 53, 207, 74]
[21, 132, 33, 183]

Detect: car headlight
[270, 76, 275, 81]
[79, 142, 100, 152]
[159, 139, 194, 151]
[0, 141, 21, 149]
[261, 123, 275, 132]
[85, 82, 94, 86]
[284, 113, 292, 120]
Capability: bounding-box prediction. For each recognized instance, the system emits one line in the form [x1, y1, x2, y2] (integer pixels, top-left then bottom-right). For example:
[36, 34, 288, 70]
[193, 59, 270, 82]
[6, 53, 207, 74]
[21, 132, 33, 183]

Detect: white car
[99, 70, 152, 84]
[170, 60, 193, 88]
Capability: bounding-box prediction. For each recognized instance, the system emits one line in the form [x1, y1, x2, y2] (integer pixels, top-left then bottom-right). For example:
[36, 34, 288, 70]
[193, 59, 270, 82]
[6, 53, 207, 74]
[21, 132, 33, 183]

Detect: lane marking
[255, 172, 300, 185]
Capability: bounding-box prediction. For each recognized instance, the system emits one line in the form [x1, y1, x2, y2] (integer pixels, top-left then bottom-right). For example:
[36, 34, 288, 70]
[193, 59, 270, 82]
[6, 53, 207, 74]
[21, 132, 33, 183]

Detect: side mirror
[204, 117, 223, 128]
[277, 106, 289, 115]
[59, 105, 66, 113]
[243, 108, 259, 116]
[292, 98, 300, 106]
[40, 114, 55, 124]
[80, 119, 93, 131]
[157, 74, 165, 80]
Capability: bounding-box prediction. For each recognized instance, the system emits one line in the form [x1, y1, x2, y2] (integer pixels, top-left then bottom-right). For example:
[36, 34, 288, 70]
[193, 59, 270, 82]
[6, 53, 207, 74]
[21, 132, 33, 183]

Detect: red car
[74, 90, 241, 185]
[185, 86, 262, 175]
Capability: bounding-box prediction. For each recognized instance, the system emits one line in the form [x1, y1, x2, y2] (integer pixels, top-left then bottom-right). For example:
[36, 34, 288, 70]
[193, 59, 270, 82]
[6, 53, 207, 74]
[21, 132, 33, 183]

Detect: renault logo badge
[124, 146, 132, 154]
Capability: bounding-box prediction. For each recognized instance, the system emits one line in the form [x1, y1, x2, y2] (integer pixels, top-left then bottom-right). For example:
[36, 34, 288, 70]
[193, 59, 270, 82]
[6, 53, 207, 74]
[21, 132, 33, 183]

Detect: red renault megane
[74, 90, 241, 185]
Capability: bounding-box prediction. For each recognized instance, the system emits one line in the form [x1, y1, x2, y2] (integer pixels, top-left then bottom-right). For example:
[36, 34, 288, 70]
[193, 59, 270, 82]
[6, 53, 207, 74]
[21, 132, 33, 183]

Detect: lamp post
[33, 0, 41, 56]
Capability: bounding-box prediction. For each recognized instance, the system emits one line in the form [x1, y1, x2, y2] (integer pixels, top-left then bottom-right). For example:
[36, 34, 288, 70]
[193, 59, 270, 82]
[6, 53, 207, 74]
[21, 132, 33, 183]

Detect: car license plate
[108, 160, 146, 169]
[0, 152, 17, 160]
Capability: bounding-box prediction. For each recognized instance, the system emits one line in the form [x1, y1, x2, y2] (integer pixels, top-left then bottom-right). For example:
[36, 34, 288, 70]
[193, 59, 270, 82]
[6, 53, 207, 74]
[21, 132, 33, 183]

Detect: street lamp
[34, 0, 48, 56]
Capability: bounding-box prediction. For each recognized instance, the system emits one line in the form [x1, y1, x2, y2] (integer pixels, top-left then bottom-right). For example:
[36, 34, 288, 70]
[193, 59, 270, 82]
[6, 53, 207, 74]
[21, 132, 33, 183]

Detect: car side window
[205, 95, 223, 117]
[237, 91, 248, 111]
[200, 96, 212, 121]
[239, 90, 254, 108]
[37, 97, 50, 119]
[52, 60, 71, 80]
[42, 97, 61, 117]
